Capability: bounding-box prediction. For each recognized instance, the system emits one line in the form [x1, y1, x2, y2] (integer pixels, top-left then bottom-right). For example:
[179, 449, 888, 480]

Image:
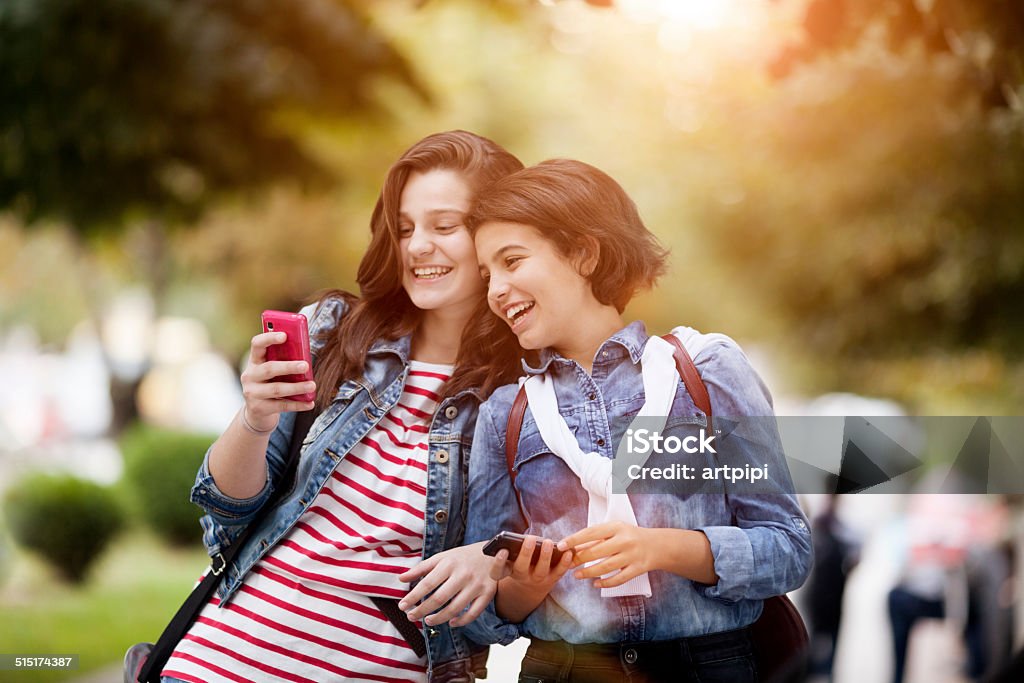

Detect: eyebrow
[493, 244, 528, 259]
[398, 207, 466, 218]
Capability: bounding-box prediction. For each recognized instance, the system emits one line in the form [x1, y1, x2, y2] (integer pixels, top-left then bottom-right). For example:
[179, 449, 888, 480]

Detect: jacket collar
[367, 333, 411, 361]
[521, 320, 650, 375]
[367, 333, 484, 402]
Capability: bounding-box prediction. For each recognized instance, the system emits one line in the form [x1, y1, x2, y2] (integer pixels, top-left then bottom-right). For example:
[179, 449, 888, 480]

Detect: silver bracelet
[240, 406, 274, 434]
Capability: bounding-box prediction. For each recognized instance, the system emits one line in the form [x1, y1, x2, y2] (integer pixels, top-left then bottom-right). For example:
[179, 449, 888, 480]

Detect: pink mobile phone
[261, 310, 315, 403]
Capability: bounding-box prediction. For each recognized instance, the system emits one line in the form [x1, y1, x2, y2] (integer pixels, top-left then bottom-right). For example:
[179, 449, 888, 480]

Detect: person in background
[807, 487, 860, 681]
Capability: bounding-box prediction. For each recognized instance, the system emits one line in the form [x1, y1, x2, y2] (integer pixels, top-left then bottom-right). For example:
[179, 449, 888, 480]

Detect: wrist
[498, 575, 547, 598]
[240, 406, 275, 434]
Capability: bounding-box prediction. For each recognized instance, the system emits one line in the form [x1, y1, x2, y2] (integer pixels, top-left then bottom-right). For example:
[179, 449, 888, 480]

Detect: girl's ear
[574, 235, 601, 278]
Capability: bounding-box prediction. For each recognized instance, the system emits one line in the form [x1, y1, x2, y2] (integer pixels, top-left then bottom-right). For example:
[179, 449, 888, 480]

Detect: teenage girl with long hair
[160, 131, 523, 683]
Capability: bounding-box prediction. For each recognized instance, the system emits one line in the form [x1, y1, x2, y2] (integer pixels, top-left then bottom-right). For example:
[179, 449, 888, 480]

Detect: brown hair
[313, 131, 525, 408]
[467, 158, 669, 312]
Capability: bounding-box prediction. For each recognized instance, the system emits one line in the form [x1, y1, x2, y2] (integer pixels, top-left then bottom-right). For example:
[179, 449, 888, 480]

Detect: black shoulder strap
[138, 409, 317, 682]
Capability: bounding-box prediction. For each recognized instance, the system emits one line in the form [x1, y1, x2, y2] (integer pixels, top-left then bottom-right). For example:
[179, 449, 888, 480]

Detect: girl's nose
[488, 276, 510, 302]
[406, 227, 434, 256]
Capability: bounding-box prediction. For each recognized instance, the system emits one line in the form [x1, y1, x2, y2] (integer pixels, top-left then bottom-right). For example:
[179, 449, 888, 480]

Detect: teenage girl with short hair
[460, 159, 813, 682]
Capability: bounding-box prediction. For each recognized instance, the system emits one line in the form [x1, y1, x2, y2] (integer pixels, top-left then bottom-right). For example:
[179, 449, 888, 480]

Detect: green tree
[0, 0, 425, 431]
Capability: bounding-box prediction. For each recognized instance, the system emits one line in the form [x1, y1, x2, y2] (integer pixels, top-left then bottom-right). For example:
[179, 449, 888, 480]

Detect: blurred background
[1, 0, 1023, 680]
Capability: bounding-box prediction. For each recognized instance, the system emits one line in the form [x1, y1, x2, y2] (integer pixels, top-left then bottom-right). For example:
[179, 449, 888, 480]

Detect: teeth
[414, 266, 452, 278]
[506, 302, 534, 322]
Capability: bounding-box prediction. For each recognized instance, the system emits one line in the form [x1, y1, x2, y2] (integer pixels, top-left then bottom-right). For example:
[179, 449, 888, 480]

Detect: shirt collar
[521, 320, 650, 375]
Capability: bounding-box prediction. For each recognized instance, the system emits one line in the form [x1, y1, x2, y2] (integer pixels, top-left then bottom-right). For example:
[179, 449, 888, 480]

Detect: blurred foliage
[120, 424, 214, 545]
[0, 0, 425, 232]
[708, 48, 1024, 354]
[0, 0, 430, 429]
[0, 217, 104, 344]
[771, 0, 1024, 110]
[173, 188, 364, 353]
[0, 529, 209, 682]
[3, 473, 124, 583]
[1, 0, 1022, 412]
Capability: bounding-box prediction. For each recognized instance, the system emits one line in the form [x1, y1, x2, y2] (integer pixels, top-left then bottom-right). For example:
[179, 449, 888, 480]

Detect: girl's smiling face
[398, 169, 483, 318]
[475, 221, 602, 354]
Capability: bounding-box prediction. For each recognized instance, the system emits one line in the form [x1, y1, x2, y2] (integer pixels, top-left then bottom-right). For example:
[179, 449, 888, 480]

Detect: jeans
[517, 628, 758, 683]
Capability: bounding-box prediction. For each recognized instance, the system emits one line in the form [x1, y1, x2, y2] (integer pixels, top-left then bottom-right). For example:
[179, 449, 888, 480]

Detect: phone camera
[267, 322, 274, 330]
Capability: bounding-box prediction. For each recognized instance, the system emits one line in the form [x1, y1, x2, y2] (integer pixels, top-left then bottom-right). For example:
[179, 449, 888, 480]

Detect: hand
[397, 542, 508, 628]
[240, 331, 317, 432]
[557, 522, 658, 589]
[504, 534, 574, 592]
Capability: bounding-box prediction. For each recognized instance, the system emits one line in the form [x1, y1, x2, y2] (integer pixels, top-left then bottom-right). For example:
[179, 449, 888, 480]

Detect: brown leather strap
[506, 385, 529, 482]
[659, 333, 713, 426]
[503, 334, 713, 511]
[505, 385, 529, 516]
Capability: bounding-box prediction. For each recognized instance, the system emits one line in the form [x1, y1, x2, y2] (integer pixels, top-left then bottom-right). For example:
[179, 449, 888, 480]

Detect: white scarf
[522, 334, 680, 598]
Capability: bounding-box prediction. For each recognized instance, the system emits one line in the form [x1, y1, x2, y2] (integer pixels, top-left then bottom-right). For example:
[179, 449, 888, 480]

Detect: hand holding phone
[483, 531, 565, 568]
[260, 310, 315, 403]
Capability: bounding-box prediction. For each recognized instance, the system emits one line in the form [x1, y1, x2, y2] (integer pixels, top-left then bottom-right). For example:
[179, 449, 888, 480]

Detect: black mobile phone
[482, 531, 565, 568]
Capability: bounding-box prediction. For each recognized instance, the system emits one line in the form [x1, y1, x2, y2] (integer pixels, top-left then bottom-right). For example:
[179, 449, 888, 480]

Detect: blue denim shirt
[190, 297, 492, 678]
[463, 321, 812, 645]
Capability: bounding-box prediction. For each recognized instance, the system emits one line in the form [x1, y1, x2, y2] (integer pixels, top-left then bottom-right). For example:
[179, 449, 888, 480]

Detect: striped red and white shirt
[163, 361, 453, 683]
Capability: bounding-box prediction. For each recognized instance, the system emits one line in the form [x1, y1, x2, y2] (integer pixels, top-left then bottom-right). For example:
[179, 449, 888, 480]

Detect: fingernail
[398, 601, 408, 610]
[297, 362, 308, 371]
[556, 541, 567, 551]
[574, 571, 582, 579]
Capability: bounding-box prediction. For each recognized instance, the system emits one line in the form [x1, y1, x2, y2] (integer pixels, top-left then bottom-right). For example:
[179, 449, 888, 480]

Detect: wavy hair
[467, 158, 668, 312]
[313, 131, 525, 408]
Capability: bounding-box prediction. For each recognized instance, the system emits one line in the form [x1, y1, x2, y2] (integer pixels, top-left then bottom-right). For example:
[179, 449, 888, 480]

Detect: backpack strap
[503, 334, 712, 512]
[659, 333, 713, 426]
[505, 385, 529, 516]
[137, 408, 317, 682]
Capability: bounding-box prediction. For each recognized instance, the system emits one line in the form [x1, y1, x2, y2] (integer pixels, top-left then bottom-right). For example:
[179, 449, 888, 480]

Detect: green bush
[120, 424, 215, 545]
[3, 473, 124, 583]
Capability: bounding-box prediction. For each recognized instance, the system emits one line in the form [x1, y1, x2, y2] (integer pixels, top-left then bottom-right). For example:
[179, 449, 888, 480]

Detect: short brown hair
[467, 158, 668, 312]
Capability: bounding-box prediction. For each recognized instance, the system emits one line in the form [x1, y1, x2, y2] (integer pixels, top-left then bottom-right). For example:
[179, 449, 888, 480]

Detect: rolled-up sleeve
[461, 396, 525, 646]
[693, 341, 813, 602]
[189, 297, 349, 556]
[192, 409, 295, 555]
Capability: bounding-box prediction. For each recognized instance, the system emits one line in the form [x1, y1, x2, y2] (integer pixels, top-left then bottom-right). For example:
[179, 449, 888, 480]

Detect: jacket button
[436, 449, 449, 464]
[596, 438, 605, 447]
[444, 406, 458, 419]
[428, 627, 439, 638]
[624, 647, 638, 664]
[434, 509, 448, 523]
[588, 392, 597, 400]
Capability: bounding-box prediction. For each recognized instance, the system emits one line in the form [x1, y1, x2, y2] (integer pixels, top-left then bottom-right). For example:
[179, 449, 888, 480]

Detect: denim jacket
[463, 321, 813, 645]
[190, 297, 490, 680]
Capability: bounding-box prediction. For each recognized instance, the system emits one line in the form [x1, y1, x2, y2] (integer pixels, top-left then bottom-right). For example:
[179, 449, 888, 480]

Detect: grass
[0, 527, 210, 682]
